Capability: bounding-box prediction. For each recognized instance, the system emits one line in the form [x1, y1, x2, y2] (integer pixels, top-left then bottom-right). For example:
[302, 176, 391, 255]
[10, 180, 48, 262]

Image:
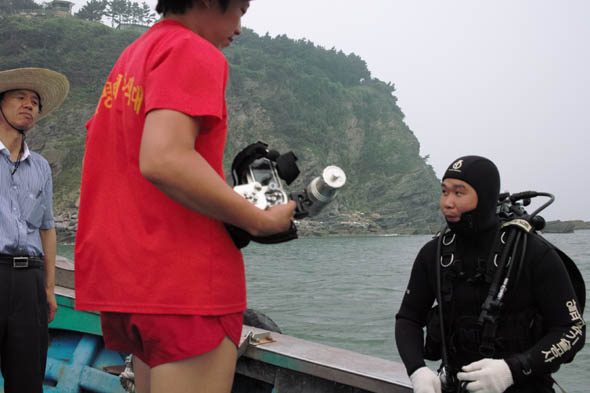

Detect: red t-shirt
[74, 20, 245, 315]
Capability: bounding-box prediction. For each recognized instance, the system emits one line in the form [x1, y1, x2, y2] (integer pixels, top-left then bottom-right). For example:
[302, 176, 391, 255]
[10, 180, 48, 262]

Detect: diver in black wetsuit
[395, 156, 585, 393]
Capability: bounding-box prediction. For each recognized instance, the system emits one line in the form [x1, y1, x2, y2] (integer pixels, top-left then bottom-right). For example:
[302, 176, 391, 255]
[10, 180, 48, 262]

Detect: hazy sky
[70, 0, 590, 220]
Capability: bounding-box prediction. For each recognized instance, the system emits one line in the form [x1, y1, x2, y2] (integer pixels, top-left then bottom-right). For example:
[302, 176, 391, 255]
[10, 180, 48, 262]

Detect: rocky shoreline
[54, 210, 79, 244]
[54, 210, 439, 244]
[55, 209, 589, 244]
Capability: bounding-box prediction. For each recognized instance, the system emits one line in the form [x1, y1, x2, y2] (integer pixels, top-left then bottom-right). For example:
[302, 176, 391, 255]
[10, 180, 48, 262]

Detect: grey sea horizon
[57, 230, 589, 392]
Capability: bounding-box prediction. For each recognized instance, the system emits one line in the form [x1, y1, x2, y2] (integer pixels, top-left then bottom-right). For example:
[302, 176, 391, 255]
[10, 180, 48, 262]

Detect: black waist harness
[426, 221, 536, 363]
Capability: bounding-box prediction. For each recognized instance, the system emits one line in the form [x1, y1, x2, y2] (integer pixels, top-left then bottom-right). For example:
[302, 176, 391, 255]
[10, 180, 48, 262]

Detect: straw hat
[0, 68, 70, 120]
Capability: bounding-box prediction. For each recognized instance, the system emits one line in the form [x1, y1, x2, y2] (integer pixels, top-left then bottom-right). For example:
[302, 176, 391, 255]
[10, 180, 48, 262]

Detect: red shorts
[100, 311, 244, 368]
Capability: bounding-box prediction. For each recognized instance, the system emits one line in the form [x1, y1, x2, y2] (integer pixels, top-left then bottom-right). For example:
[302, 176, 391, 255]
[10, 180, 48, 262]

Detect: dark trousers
[0, 264, 48, 393]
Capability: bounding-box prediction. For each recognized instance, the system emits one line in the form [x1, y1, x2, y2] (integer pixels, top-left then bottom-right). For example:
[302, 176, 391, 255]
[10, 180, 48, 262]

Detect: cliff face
[2, 16, 442, 241]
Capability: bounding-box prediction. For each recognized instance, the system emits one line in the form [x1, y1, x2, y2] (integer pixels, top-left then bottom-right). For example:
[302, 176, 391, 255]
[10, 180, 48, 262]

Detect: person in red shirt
[74, 1, 295, 392]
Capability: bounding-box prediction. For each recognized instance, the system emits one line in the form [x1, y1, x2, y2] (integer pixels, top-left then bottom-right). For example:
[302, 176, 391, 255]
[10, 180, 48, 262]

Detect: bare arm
[40, 228, 57, 323]
[139, 109, 294, 237]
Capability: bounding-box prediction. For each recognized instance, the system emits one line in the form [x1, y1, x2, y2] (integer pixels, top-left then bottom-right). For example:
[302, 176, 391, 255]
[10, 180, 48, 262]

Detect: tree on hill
[122, 0, 155, 25]
[0, 0, 41, 13]
[75, 0, 107, 22]
[139, 2, 154, 24]
[75, 0, 155, 26]
[105, 0, 126, 26]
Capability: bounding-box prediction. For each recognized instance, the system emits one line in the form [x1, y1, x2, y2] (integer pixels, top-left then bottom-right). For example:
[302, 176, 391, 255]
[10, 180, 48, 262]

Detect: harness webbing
[435, 225, 453, 383]
[435, 221, 529, 361]
[478, 226, 528, 356]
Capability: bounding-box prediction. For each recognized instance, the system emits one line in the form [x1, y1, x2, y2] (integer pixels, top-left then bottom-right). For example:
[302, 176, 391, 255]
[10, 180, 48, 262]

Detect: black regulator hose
[529, 192, 555, 219]
[513, 233, 528, 293]
[509, 191, 555, 220]
[496, 230, 523, 303]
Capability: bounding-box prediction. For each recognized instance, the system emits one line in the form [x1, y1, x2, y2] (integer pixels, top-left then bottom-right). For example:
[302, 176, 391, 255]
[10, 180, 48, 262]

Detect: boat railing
[233, 326, 412, 392]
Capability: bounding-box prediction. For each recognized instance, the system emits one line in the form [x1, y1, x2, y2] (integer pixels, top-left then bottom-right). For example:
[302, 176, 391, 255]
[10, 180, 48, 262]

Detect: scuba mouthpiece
[509, 191, 540, 202]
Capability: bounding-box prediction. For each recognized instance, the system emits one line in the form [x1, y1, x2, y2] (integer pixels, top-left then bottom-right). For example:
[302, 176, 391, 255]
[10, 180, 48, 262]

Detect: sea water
[240, 231, 589, 392]
[58, 230, 589, 392]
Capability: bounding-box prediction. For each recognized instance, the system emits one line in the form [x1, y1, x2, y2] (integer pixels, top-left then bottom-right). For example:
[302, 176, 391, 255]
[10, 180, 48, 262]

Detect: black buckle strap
[0, 255, 43, 268]
[13, 256, 29, 268]
[225, 222, 298, 249]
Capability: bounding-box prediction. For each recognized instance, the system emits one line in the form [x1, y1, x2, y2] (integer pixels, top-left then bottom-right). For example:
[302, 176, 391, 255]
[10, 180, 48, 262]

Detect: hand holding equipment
[410, 366, 442, 393]
[457, 358, 513, 393]
[227, 141, 346, 248]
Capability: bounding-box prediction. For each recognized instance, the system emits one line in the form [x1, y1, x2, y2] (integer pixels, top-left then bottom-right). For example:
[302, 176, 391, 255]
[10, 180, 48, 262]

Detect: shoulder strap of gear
[435, 224, 453, 373]
[501, 218, 534, 233]
[439, 228, 457, 267]
[478, 225, 528, 356]
[438, 228, 460, 303]
[484, 227, 507, 283]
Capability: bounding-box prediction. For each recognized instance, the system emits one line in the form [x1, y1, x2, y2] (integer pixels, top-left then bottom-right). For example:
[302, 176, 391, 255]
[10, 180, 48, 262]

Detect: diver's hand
[457, 358, 513, 393]
[249, 201, 296, 237]
[410, 366, 442, 393]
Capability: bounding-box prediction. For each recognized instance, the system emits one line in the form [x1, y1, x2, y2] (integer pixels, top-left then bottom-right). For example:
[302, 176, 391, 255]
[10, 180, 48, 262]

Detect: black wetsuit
[395, 225, 586, 393]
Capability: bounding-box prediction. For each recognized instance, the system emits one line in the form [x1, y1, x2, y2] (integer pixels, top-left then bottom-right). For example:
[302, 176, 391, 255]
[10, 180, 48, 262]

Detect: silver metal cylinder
[305, 166, 346, 216]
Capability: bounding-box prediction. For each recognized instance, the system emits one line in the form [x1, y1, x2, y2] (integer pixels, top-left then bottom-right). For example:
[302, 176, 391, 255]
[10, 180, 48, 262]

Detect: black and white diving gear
[233, 156, 290, 210]
[427, 190, 585, 393]
[226, 141, 346, 248]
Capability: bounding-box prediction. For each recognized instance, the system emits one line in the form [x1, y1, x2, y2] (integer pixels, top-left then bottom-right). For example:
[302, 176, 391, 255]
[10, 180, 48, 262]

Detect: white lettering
[542, 299, 586, 364]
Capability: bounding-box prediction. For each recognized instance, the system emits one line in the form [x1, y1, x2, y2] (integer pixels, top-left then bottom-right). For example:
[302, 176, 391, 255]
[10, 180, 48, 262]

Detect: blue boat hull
[0, 329, 127, 393]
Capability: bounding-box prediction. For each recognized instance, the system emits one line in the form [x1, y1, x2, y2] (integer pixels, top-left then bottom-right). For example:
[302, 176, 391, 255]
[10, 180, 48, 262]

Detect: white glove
[410, 366, 442, 393]
[456, 358, 514, 393]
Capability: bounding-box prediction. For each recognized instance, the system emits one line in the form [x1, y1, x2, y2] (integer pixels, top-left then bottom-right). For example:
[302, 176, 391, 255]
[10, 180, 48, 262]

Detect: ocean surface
[57, 230, 589, 392]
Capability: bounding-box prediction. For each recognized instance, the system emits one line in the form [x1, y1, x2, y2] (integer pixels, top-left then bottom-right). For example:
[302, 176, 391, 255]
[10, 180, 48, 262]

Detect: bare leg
[150, 336, 237, 393]
[133, 355, 151, 393]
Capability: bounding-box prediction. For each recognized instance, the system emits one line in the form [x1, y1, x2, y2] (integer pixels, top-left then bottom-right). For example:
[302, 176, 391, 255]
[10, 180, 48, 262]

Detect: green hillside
[0, 15, 442, 239]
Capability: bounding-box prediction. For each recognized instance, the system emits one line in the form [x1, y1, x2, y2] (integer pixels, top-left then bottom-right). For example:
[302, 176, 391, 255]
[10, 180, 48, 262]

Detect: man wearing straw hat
[0, 67, 69, 392]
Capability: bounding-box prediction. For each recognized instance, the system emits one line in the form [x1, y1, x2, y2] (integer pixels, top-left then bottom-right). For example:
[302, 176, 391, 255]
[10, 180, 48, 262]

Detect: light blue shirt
[0, 139, 54, 256]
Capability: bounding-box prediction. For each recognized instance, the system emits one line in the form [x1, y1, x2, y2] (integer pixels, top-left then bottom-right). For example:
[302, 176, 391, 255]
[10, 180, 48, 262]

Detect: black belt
[0, 254, 44, 268]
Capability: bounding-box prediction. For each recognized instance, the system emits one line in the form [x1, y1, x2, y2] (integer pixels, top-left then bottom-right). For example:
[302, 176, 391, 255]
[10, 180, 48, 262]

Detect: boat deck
[35, 257, 413, 393]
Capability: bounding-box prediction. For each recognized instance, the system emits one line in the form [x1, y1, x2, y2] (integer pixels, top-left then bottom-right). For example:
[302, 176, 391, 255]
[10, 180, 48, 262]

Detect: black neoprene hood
[442, 155, 501, 234]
